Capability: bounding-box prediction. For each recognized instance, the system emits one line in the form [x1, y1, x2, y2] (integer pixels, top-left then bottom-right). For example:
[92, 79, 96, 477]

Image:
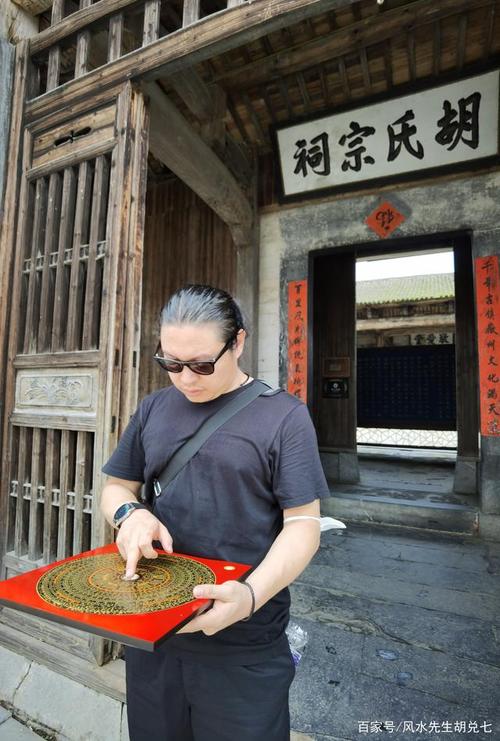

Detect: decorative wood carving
[16, 371, 97, 412]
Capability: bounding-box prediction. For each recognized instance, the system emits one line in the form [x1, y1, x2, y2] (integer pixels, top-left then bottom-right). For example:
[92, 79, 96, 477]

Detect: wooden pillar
[311, 251, 359, 483]
[453, 237, 479, 493]
[235, 226, 259, 377]
[0, 41, 30, 545]
[0, 39, 15, 219]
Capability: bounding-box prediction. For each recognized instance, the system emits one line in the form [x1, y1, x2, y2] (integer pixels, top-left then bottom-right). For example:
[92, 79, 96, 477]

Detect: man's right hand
[116, 509, 173, 579]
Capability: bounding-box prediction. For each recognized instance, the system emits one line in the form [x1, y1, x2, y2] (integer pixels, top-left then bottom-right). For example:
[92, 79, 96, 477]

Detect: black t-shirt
[102, 380, 330, 663]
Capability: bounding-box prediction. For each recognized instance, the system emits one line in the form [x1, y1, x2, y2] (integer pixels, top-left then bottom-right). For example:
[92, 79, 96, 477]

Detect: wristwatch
[113, 501, 148, 529]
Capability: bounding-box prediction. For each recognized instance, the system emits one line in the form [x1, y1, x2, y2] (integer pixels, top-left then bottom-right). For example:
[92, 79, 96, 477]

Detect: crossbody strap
[152, 380, 272, 498]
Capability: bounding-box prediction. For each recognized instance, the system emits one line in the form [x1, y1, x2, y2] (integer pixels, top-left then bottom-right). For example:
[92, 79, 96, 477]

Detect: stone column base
[320, 451, 360, 484]
[478, 513, 500, 542]
[453, 456, 478, 494]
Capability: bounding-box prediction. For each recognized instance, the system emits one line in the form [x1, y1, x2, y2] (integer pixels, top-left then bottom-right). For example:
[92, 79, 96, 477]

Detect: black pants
[125, 642, 295, 741]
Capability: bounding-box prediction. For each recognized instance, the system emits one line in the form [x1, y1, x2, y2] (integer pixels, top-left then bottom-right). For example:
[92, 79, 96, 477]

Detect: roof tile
[356, 273, 455, 306]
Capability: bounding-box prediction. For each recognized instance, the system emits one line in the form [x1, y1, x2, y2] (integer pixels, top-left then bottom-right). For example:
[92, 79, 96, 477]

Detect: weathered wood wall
[138, 177, 237, 400]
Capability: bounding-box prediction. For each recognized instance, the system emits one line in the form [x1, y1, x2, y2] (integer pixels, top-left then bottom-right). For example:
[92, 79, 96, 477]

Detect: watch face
[113, 503, 135, 525]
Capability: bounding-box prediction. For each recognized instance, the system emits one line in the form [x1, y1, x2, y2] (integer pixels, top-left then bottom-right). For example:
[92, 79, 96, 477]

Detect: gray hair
[160, 285, 247, 343]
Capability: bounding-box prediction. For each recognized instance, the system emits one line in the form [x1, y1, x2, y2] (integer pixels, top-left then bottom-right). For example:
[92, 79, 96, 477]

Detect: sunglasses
[153, 334, 237, 375]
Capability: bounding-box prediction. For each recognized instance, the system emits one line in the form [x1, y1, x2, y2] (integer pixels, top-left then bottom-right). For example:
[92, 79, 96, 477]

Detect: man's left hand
[177, 581, 253, 636]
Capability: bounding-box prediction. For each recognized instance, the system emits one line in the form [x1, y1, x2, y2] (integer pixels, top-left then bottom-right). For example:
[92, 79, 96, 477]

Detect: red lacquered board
[0, 543, 252, 651]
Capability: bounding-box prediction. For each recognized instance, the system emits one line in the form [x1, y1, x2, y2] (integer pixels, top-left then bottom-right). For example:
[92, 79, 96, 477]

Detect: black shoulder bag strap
[152, 380, 274, 499]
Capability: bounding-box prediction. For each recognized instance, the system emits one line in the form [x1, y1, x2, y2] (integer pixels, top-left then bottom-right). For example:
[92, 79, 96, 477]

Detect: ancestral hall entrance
[310, 232, 479, 495]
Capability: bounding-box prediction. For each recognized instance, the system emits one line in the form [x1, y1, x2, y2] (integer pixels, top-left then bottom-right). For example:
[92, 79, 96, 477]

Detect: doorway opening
[355, 248, 458, 507]
[310, 233, 480, 531]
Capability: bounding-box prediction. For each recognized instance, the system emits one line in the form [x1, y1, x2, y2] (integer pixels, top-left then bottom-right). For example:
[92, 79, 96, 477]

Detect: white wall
[257, 213, 283, 387]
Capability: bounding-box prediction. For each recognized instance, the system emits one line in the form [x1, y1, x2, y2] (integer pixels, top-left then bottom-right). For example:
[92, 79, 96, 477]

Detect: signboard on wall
[288, 280, 308, 402]
[274, 70, 500, 201]
[475, 255, 500, 437]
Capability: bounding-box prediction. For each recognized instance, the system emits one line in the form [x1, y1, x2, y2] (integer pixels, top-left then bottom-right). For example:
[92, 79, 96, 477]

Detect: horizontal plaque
[274, 69, 500, 200]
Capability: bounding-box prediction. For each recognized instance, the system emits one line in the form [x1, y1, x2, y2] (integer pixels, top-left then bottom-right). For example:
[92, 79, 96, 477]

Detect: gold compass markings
[87, 560, 172, 593]
[36, 552, 216, 615]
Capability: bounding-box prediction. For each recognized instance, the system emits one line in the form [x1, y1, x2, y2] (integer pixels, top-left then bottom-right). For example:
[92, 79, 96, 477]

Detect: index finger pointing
[125, 545, 141, 578]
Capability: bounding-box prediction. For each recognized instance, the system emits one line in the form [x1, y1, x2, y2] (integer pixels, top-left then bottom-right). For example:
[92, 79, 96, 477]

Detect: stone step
[358, 445, 457, 464]
[322, 488, 479, 535]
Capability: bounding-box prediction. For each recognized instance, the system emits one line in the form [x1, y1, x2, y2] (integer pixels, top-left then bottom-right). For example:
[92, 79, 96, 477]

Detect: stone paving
[0, 707, 41, 740]
[1, 522, 499, 740]
[289, 523, 500, 741]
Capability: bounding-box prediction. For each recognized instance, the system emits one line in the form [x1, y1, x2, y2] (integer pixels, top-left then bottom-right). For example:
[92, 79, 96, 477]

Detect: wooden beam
[242, 92, 266, 145]
[262, 84, 278, 122]
[31, 0, 148, 57]
[277, 76, 294, 116]
[296, 70, 312, 111]
[317, 65, 329, 104]
[407, 30, 416, 80]
[456, 14, 467, 71]
[228, 95, 250, 143]
[26, 0, 356, 122]
[169, 68, 219, 122]
[433, 19, 441, 77]
[165, 67, 253, 184]
[357, 315, 454, 332]
[383, 38, 393, 89]
[145, 82, 253, 247]
[198, 86, 227, 156]
[213, 0, 493, 90]
[224, 134, 254, 185]
[359, 46, 371, 92]
[337, 56, 351, 99]
[31, 0, 354, 57]
[483, 3, 496, 59]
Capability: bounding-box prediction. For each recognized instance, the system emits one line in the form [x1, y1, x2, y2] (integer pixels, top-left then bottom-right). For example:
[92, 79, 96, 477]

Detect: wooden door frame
[308, 230, 479, 485]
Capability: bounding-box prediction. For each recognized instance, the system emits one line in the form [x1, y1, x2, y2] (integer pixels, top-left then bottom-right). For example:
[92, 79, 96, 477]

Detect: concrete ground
[1, 522, 499, 741]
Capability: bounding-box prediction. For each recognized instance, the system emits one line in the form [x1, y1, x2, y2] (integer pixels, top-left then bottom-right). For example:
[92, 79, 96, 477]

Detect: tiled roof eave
[357, 295, 455, 307]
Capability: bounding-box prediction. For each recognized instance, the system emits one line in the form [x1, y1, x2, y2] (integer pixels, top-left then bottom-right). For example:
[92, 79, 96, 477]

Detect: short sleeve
[102, 406, 146, 482]
[271, 402, 331, 508]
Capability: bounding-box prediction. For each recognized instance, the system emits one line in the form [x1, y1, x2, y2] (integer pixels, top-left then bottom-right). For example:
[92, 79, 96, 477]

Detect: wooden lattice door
[0, 82, 148, 665]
